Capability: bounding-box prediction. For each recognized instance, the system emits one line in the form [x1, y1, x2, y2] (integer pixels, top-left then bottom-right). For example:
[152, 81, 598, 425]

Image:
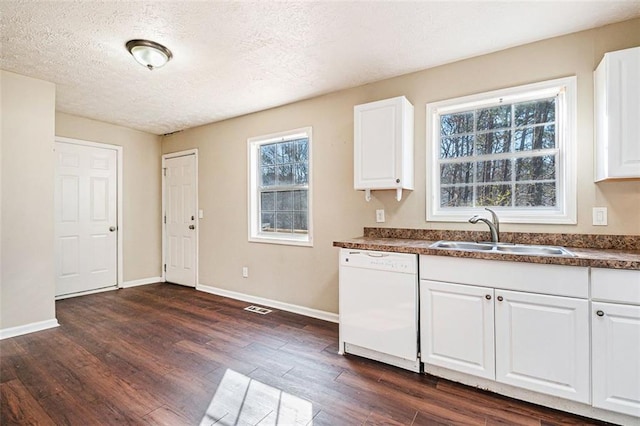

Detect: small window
[248, 127, 312, 246]
[426, 77, 576, 224]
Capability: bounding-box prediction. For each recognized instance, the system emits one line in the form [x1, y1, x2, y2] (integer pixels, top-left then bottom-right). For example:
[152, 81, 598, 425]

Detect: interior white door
[54, 142, 117, 296]
[164, 154, 197, 287]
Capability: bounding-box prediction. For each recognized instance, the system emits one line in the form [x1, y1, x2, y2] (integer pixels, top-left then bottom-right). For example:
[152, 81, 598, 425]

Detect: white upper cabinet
[594, 46, 640, 181]
[354, 96, 414, 201]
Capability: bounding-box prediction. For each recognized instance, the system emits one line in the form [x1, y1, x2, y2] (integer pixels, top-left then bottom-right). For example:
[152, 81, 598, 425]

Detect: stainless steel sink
[429, 241, 495, 251]
[494, 245, 574, 256]
[430, 241, 575, 257]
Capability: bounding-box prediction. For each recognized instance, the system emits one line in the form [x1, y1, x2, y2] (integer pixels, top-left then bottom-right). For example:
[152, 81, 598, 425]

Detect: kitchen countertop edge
[333, 237, 640, 270]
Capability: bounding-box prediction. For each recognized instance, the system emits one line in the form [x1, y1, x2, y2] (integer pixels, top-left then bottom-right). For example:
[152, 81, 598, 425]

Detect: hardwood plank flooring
[0, 283, 611, 425]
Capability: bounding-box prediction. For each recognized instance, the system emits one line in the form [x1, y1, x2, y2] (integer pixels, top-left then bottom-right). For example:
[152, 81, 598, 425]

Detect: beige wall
[163, 19, 640, 314]
[55, 113, 162, 282]
[1, 71, 56, 329]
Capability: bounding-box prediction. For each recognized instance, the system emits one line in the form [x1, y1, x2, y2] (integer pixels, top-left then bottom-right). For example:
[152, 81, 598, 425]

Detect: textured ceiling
[1, 1, 639, 135]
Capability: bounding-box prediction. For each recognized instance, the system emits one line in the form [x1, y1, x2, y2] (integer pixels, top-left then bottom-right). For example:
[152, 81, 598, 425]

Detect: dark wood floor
[1, 283, 609, 425]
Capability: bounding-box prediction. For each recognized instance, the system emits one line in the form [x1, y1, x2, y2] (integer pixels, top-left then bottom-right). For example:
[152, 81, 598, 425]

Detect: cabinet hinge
[163, 215, 166, 224]
[163, 168, 167, 176]
[164, 264, 167, 272]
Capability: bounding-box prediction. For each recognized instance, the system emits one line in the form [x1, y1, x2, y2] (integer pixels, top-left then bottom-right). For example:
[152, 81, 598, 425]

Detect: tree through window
[248, 127, 313, 245]
[427, 77, 576, 224]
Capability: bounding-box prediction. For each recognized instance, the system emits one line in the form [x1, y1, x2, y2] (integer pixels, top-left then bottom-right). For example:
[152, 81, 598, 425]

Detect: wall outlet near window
[592, 207, 608, 226]
[242, 267, 249, 278]
[376, 209, 385, 223]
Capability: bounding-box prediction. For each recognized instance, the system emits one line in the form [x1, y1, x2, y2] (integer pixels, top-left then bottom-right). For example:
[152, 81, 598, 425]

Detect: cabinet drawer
[591, 268, 640, 304]
[420, 255, 588, 298]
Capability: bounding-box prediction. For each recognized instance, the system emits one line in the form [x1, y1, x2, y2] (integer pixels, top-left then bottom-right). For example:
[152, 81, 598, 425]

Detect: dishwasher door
[339, 249, 419, 371]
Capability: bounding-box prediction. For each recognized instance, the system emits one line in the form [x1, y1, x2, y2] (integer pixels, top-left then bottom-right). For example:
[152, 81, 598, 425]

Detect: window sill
[427, 208, 577, 225]
[249, 234, 313, 247]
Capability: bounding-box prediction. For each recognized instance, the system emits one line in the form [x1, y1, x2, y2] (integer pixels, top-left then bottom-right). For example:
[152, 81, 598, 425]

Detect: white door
[164, 154, 197, 287]
[54, 142, 117, 297]
[592, 302, 640, 417]
[495, 290, 590, 403]
[420, 280, 495, 380]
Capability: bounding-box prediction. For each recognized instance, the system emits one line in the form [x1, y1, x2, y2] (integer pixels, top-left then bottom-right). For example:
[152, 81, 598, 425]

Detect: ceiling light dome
[126, 39, 173, 70]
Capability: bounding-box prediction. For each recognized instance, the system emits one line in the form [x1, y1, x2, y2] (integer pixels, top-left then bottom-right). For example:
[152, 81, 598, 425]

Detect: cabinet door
[354, 96, 413, 190]
[495, 290, 589, 403]
[592, 302, 640, 417]
[595, 46, 640, 180]
[420, 280, 495, 379]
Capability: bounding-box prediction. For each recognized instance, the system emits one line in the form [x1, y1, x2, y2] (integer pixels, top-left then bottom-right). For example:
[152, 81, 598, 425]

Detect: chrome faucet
[469, 208, 500, 243]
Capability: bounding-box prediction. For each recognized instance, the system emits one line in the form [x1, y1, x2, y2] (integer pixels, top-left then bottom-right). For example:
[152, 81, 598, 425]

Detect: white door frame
[162, 149, 199, 286]
[54, 136, 124, 289]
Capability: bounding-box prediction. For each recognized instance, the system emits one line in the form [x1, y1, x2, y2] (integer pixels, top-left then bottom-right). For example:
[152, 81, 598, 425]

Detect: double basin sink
[430, 241, 575, 257]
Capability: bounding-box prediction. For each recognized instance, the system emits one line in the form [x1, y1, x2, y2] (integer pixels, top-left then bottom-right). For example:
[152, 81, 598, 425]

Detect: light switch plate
[198, 209, 204, 219]
[592, 207, 608, 226]
[242, 267, 249, 278]
[376, 209, 385, 223]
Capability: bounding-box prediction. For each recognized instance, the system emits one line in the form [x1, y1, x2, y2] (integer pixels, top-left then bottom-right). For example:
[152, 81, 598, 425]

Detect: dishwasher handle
[366, 252, 389, 258]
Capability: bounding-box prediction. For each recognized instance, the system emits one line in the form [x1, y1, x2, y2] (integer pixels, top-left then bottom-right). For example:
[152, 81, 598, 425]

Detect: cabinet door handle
[497, 296, 504, 302]
[596, 310, 605, 317]
[485, 294, 492, 300]
[395, 178, 400, 183]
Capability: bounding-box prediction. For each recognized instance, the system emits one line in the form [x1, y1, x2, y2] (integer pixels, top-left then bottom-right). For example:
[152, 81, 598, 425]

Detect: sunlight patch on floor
[200, 369, 314, 425]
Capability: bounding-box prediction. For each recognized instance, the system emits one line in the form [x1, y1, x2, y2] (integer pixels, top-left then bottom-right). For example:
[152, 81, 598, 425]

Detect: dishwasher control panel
[340, 249, 417, 274]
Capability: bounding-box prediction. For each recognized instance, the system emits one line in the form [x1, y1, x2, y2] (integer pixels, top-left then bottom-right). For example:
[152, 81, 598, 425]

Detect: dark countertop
[333, 236, 640, 270]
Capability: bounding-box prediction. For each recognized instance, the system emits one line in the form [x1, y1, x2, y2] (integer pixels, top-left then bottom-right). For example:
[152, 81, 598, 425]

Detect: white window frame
[248, 127, 313, 246]
[426, 76, 577, 224]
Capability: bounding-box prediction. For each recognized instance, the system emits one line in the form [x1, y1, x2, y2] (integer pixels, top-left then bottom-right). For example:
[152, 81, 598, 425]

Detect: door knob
[189, 225, 195, 230]
[109, 226, 116, 232]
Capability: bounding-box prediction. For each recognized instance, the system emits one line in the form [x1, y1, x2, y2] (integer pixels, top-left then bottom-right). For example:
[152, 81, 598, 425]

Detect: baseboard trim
[55, 285, 117, 300]
[196, 284, 339, 323]
[121, 276, 164, 288]
[0, 319, 60, 340]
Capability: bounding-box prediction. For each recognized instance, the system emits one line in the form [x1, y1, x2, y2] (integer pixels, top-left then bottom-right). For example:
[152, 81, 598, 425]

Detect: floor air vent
[244, 305, 273, 315]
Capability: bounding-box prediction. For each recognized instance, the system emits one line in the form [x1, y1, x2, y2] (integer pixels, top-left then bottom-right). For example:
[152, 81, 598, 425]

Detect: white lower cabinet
[495, 290, 590, 403]
[421, 280, 495, 379]
[419, 266, 590, 404]
[592, 301, 640, 417]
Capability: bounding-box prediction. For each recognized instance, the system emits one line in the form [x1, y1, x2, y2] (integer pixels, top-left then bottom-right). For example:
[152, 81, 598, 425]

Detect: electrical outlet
[376, 209, 385, 223]
[592, 207, 608, 226]
[242, 267, 249, 278]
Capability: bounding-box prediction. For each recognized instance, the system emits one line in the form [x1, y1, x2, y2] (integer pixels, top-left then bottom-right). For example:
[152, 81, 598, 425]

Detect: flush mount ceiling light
[126, 39, 173, 70]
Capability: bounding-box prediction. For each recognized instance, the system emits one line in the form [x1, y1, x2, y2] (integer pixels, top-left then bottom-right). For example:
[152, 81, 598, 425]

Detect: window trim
[248, 126, 313, 246]
[426, 76, 577, 224]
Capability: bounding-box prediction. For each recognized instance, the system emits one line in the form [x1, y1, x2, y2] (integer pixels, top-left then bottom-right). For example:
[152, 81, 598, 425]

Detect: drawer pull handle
[497, 296, 504, 302]
[596, 310, 605, 317]
[485, 294, 492, 300]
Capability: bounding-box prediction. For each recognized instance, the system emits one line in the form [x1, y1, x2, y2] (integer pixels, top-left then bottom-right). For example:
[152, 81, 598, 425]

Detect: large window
[426, 77, 576, 224]
[248, 127, 312, 245]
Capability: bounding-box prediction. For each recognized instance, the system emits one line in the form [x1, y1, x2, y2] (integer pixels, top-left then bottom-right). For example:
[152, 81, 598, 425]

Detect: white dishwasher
[339, 248, 420, 372]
